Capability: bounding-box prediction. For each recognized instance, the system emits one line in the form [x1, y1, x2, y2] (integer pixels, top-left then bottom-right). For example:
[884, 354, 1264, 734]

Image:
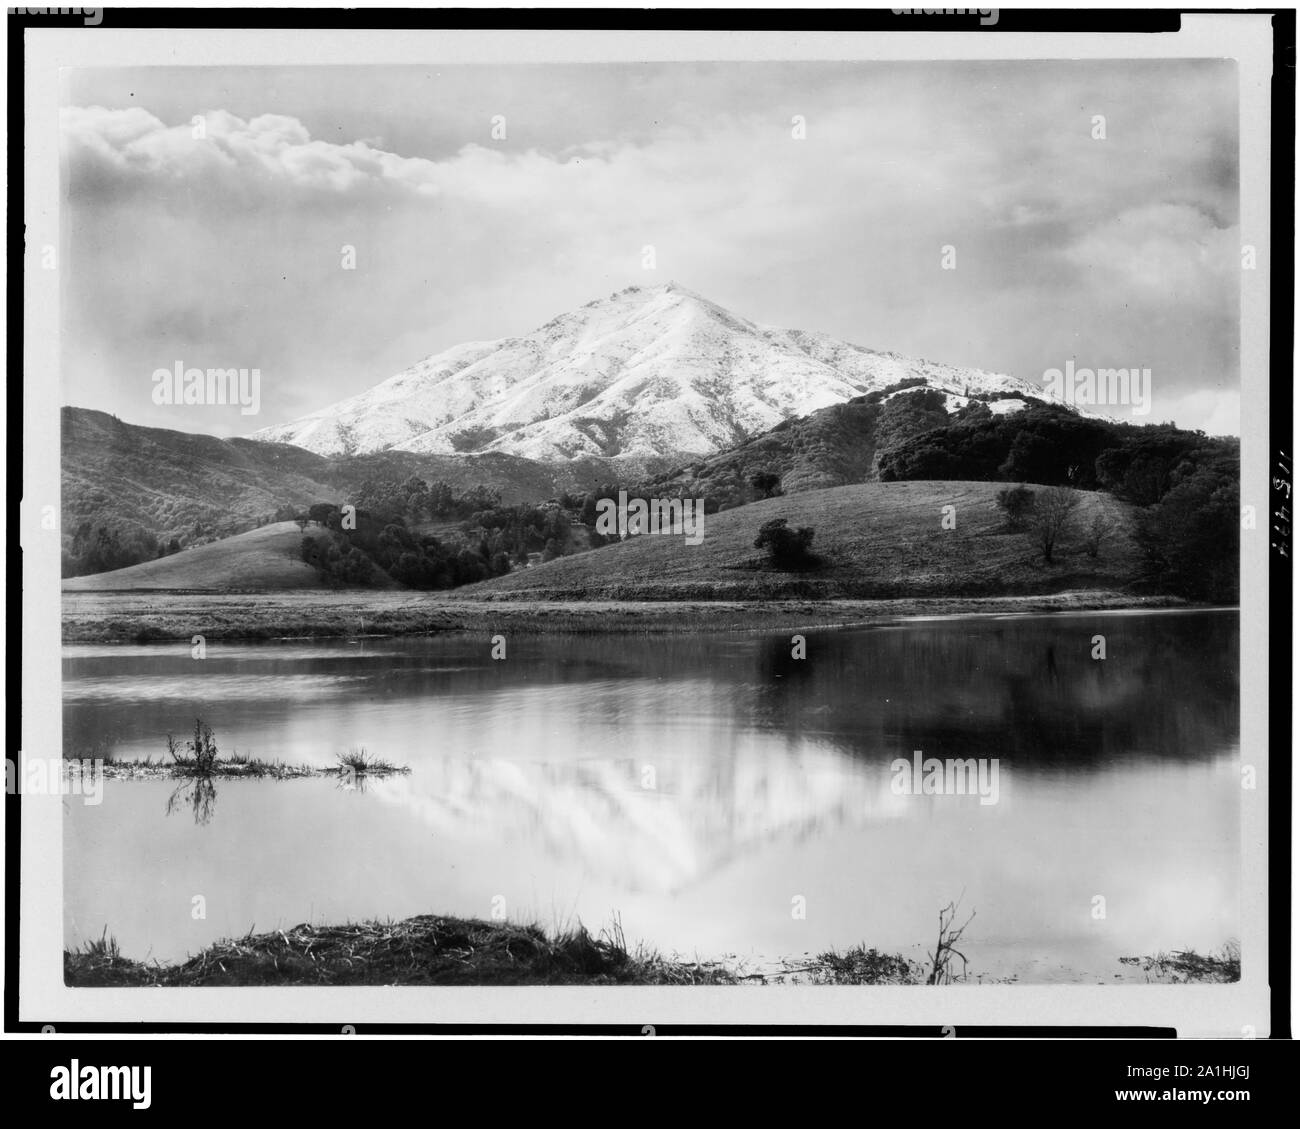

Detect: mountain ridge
[59, 406, 669, 566]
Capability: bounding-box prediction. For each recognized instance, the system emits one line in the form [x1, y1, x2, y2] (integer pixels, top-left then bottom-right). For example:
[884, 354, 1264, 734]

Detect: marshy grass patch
[1124, 941, 1241, 984]
[63, 928, 159, 988]
[64, 915, 738, 987]
[335, 747, 411, 778]
[804, 945, 923, 985]
[92, 721, 410, 781]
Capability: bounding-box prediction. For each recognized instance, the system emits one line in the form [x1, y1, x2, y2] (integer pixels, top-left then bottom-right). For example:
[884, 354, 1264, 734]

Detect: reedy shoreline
[63, 915, 1241, 988]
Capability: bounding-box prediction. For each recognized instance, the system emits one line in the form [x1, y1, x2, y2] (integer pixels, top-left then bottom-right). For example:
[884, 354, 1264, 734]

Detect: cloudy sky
[61, 60, 1240, 437]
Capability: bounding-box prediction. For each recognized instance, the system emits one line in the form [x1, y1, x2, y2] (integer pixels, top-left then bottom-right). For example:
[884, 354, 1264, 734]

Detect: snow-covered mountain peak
[251, 286, 1061, 460]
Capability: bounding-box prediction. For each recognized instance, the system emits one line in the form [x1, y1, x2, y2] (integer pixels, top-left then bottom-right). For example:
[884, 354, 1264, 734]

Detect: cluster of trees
[298, 503, 512, 589]
[61, 521, 182, 578]
[878, 403, 1235, 502]
[468, 500, 582, 562]
[576, 482, 723, 524]
[348, 476, 509, 524]
[881, 404, 1100, 485]
[346, 474, 608, 561]
[994, 468, 1237, 600]
[1133, 455, 1239, 602]
[882, 405, 1238, 601]
[870, 388, 952, 458]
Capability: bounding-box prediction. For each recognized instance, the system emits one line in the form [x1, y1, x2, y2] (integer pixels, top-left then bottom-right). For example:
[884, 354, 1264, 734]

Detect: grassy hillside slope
[61, 522, 348, 592]
[62, 482, 1142, 600]
[62, 408, 337, 545]
[456, 481, 1141, 600]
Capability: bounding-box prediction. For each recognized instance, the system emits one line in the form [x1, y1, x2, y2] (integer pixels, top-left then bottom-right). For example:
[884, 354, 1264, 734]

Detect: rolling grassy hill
[455, 481, 1142, 601]
[62, 482, 1142, 601]
[60, 522, 355, 592]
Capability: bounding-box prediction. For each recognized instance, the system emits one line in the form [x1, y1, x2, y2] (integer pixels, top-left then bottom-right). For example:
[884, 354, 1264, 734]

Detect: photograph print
[31, 22, 1269, 1034]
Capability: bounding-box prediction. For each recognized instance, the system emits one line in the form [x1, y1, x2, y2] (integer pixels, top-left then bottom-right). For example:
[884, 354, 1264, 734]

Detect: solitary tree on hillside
[995, 485, 1036, 531]
[749, 470, 784, 500]
[1082, 512, 1113, 558]
[754, 517, 817, 569]
[1033, 486, 1081, 564]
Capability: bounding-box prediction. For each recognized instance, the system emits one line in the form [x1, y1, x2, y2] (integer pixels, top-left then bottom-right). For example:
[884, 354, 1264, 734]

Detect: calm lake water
[63, 610, 1240, 982]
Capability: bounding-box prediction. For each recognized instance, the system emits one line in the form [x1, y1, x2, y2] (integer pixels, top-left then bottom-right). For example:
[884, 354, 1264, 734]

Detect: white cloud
[1062, 202, 1239, 310]
[57, 62, 1242, 437]
[1157, 387, 1241, 436]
